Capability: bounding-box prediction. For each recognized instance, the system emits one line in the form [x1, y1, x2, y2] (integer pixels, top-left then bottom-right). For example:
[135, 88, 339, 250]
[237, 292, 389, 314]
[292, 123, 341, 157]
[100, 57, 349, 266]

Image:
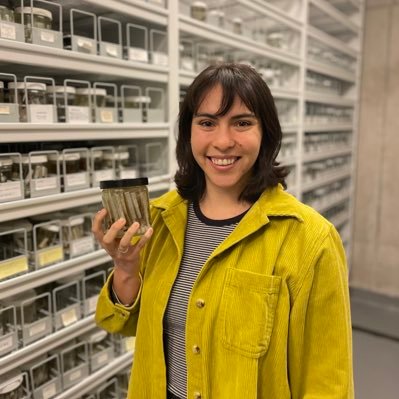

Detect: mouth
[208, 157, 240, 166]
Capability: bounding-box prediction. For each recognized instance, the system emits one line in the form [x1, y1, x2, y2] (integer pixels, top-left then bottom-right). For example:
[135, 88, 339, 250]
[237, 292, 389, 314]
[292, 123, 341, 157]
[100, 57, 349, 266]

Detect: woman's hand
[92, 208, 153, 304]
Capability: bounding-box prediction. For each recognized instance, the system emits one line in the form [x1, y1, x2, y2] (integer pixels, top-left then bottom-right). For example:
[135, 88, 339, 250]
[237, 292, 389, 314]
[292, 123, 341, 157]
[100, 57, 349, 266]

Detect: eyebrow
[193, 113, 256, 119]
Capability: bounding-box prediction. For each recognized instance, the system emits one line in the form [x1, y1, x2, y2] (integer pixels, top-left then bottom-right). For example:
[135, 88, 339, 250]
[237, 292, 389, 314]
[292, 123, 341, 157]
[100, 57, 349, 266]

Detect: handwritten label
[0, 256, 28, 279]
[77, 38, 93, 50]
[0, 335, 14, 352]
[124, 336, 136, 352]
[0, 22, 16, 40]
[128, 48, 148, 62]
[94, 169, 114, 182]
[87, 295, 98, 314]
[69, 369, 82, 381]
[29, 320, 47, 337]
[152, 52, 168, 66]
[70, 236, 94, 257]
[66, 172, 88, 187]
[28, 104, 54, 123]
[0, 105, 10, 114]
[33, 176, 57, 191]
[40, 30, 55, 43]
[42, 383, 56, 399]
[61, 307, 78, 327]
[100, 109, 114, 123]
[37, 246, 63, 268]
[67, 106, 90, 123]
[97, 352, 109, 365]
[106, 44, 118, 57]
[0, 181, 23, 201]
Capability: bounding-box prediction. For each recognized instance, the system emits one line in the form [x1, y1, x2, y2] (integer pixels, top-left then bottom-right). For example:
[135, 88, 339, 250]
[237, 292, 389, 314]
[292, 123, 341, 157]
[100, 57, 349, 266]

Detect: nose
[213, 123, 235, 150]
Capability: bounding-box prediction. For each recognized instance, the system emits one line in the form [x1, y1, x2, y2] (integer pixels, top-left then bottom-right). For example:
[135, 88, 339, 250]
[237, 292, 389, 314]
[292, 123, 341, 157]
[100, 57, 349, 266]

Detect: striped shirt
[163, 201, 248, 398]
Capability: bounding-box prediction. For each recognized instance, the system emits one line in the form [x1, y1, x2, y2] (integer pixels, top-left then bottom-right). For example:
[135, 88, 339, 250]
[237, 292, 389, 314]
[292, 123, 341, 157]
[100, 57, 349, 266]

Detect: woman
[93, 63, 354, 399]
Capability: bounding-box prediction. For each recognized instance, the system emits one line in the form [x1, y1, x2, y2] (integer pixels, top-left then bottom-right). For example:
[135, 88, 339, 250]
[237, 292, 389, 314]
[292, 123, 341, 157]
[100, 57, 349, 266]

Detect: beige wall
[351, 0, 399, 296]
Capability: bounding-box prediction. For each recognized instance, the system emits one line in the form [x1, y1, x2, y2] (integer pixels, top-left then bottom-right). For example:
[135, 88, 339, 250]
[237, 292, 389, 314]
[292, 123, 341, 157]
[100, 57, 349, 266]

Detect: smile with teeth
[209, 157, 238, 166]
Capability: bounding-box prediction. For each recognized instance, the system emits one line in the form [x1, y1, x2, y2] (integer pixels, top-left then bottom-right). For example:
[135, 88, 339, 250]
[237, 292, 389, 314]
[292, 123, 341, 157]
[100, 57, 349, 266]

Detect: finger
[134, 227, 153, 251]
[118, 222, 141, 248]
[102, 218, 126, 245]
[92, 208, 107, 240]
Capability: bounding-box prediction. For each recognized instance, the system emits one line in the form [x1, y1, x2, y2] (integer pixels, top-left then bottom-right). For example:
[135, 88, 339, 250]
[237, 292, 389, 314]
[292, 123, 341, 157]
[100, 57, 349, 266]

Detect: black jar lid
[100, 177, 148, 189]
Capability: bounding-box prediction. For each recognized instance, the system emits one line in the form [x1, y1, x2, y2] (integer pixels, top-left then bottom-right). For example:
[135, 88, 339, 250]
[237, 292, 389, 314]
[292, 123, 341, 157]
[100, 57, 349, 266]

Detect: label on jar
[100, 109, 114, 123]
[0, 256, 28, 280]
[66, 106, 90, 124]
[0, 335, 14, 353]
[42, 383, 56, 399]
[105, 44, 118, 57]
[37, 246, 63, 268]
[61, 307, 78, 327]
[70, 236, 95, 257]
[128, 47, 149, 63]
[29, 320, 47, 337]
[120, 169, 138, 179]
[0, 181, 23, 201]
[70, 369, 82, 381]
[94, 169, 114, 182]
[152, 51, 169, 66]
[124, 336, 136, 352]
[0, 105, 10, 114]
[0, 22, 16, 40]
[66, 172, 88, 187]
[28, 105, 54, 123]
[33, 176, 58, 191]
[40, 30, 55, 43]
[87, 295, 98, 314]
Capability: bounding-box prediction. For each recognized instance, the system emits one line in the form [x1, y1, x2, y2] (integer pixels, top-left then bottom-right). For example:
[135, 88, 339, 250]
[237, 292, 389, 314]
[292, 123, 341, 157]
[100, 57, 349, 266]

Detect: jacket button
[193, 392, 202, 399]
[192, 345, 200, 354]
[196, 299, 205, 308]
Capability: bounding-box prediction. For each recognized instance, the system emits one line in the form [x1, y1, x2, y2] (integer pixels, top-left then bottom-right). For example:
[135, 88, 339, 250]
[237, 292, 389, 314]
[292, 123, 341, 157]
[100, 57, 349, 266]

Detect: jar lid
[0, 158, 12, 167]
[125, 95, 151, 103]
[116, 151, 129, 160]
[46, 85, 76, 94]
[18, 154, 48, 164]
[66, 216, 84, 227]
[100, 177, 148, 189]
[0, 374, 24, 394]
[76, 88, 107, 96]
[41, 224, 60, 233]
[15, 7, 53, 20]
[191, 1, 208, 8]
[8, 81, 47, 91]
[48, 152, 81, 161]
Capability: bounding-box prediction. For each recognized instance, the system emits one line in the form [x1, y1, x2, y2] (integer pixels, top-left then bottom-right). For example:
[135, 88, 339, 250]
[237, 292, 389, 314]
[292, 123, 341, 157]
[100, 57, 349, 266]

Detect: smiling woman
[93, 63, 354, 399]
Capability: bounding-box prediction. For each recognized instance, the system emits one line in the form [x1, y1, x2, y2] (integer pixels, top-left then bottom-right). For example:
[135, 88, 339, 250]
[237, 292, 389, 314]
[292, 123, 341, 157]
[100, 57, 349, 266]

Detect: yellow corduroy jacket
[95, 185, 354, 399]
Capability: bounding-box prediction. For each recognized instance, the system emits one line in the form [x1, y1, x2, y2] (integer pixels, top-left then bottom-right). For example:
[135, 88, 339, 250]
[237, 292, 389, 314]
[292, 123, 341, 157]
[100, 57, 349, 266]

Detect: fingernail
[118, 218, 126, 223]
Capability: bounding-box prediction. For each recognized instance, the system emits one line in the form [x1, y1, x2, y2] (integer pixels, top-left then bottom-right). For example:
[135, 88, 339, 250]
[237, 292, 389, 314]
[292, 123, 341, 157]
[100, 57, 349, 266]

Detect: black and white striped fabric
[163, 202, 247, 399]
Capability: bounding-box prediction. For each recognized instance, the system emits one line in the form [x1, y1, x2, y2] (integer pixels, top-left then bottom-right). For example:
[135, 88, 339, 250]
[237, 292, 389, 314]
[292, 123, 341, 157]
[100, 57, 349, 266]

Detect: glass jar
[61, 216, 85, 244]
[17, 154, 48, 196]
[48, 152, 81, 176]
[15, 7, 53, 43]
[0, 373, 24, 399]
[208, 10, 225, 27]
[0, 5, 15, 22]
[36, 224, 60, 250]
[46, 85, 76, 122]
[2, 289, 37, 326]
[8, 82, 47, 122]
[0, 157, 12, 183]
[100, 178, 151, 237]
[75, 88, 106, 107]
[232, 17, 243, 35]
[190, 1, 207, 22]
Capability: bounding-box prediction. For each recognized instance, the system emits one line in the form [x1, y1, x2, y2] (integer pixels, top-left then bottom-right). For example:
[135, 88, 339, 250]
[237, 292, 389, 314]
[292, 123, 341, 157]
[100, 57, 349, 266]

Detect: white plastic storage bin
[120, 85, 143, 123]
[90, 146, 116, 187]
[98, 16, 122, 59]
[0, 152, 24, 202]
[82, 330, 115, 372]
[0, 306, 18, 356]
[0, 73, 20, 122]
[114, 145, 139, 179]
[0, 371, 30, 399]
[150, 29, 168, 66]
[0, 3, 25, 42]
[92, 82, 118, 123]
[125, 23, 148, 63]
[64, 9, 97, 55]
[179, 39, 195, 71]
[60, 341, 89, 389]
[139, 141, 168, 177]
[145, 87, 165, 123]
[82, 270, 106, 316]
[95, 377, 118, 399]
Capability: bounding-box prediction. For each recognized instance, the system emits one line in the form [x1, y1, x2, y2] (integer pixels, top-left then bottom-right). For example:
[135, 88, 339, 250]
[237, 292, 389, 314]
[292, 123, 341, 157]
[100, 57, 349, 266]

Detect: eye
[197, 120, 215, 128]
[235, 120, 253, 128]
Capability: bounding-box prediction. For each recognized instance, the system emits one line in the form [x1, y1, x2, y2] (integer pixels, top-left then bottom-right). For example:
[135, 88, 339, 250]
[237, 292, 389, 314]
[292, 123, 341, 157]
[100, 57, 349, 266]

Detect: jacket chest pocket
[220, 268, 281, 358]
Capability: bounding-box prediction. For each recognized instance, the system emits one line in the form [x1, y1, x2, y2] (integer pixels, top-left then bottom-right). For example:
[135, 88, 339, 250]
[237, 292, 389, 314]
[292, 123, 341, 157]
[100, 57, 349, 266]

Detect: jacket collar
[151, 185, 303, 255]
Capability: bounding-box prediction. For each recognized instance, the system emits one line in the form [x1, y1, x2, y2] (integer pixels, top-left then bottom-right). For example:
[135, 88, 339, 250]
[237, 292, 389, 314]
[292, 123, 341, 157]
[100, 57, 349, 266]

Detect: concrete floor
[353, 329, 399, 399]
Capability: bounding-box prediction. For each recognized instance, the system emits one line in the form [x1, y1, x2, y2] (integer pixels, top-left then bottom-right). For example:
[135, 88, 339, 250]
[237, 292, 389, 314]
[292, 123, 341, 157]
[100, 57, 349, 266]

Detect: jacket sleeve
[288, 225, 354, 399]
[94, 271, 143, 336]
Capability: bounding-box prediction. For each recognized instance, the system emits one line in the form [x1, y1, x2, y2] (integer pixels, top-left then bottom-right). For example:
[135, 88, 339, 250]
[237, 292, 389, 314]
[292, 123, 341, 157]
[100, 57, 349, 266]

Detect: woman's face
[191, 85, 262, 199]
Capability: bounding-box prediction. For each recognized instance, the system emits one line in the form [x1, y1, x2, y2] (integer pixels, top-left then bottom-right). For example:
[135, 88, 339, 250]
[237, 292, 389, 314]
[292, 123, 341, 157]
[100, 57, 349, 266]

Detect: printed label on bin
[0, 105, 10, 115]
[66, 172, 88, 187]
[40, 30, 55, 43]
[87, 295, 99, 314]
[70, 236, 94, 257]
[152, 52, 169, 66]
[120, 169, 138, 179]
[69, 369, 82, 381]
[100, 109, 114, 123]
[37, 246, 63, 268]
[0, 256, 28, 280]
[0, 336, 14, 353]
[97, 352, 109, 365]
[67, 106, 90, 124]
[94, 169, 114, 182]
[29, 320, 47, 337]
[128, 47, 148, 62]
[106, 44, 118, 57]
[42, 382, 56, 399]
[33, 176, 57, 191]
[124, 336, 136, 352]
[28, 104, 54, 123]
[61, 307, 78, 327]
[0, 181, 22, 201]
[0, 22, 16, 40]
[77, 38, 93, 50]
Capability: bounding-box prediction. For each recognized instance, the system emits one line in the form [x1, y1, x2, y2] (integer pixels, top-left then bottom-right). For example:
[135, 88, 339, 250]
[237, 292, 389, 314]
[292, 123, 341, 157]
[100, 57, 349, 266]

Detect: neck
[199, 187, 251, 220]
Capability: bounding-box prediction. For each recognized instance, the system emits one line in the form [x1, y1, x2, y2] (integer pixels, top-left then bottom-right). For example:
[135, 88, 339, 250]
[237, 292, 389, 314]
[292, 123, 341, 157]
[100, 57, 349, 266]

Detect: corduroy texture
[95, 185, 354, 399]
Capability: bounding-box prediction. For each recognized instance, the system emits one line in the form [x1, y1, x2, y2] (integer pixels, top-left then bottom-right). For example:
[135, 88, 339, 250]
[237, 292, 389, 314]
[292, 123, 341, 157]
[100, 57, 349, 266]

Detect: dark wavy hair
[175, 63, 289, 203]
